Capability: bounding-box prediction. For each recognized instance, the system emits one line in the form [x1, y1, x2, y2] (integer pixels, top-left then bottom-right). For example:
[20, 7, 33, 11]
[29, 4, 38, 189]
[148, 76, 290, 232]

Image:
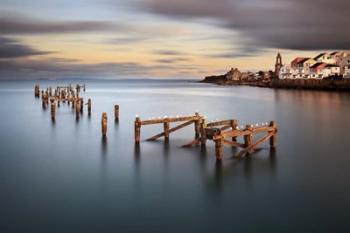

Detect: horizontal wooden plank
[207, 119, 236, 127]
[146, 120, 195, 141]
[140, 116, 200, 125]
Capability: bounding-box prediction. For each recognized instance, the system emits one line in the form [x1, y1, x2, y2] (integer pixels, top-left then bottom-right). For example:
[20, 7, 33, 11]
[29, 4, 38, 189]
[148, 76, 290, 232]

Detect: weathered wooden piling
[34, 85, 40, 97]
[50, 101, 56, 120]
[80, 98, 84, 113]
[269, 121, 277, 148]
[163, 121, 170, 141]
[75, 99, 81, 119]
[194, 112, 201, 140]
[101, 112, 108, 137]
[230, 120, 238, 142]
[87, 98, 92, 115]
[42, 98, 47, 109]
[72, 98, 75, 109]
[244, 125, 253, 148]
[114, 105, 119, 120]
[200, 118, 207, 146]
[134, 117, 141, 144]
[214, 130, 223, 160]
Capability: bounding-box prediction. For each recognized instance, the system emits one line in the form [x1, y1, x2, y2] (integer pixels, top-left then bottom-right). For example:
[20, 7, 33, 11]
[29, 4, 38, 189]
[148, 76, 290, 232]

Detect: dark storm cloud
[0, 37, 50, 58]
[139, 0, 350, 52]
[0, 16, 120, 35]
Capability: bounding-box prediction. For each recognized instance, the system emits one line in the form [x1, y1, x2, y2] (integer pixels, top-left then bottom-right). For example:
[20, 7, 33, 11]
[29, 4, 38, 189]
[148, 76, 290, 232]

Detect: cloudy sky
[0, 0, 349, 79]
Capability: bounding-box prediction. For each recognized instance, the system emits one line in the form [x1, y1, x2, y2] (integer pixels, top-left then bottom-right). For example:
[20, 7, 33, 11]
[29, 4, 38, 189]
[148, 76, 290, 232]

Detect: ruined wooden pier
[134, 113, 203, 145]
[34, 84, 278, 162]
[134, 113, 277, 160]
[205, 121, 277, 160]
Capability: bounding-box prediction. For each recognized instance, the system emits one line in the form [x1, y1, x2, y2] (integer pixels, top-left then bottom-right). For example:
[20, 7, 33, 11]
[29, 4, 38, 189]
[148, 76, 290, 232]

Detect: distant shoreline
[199, 77, 350, 91]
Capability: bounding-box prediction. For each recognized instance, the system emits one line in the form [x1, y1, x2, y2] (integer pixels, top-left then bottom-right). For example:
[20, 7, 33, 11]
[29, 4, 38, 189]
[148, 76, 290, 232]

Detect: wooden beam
[207, 120, 233, 127]
[222, 139, 244, 148]
[235, 132, 274, 158]
[146, 120, 194, 141]
[141, 115, 200, 125]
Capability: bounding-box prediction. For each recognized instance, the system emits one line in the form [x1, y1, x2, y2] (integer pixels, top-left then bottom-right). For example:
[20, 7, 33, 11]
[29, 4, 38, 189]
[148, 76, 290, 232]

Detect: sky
[0, 0, 349, 79]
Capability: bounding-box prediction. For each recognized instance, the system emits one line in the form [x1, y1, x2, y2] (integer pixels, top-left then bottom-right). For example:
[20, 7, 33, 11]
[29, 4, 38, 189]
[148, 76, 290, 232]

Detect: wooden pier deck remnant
[134, 113, 203, 146]
[205, 121, 277, 160]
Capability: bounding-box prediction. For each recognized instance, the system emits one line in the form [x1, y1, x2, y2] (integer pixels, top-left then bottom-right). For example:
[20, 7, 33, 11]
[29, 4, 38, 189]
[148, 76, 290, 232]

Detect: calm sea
[1, 79, 350, 232]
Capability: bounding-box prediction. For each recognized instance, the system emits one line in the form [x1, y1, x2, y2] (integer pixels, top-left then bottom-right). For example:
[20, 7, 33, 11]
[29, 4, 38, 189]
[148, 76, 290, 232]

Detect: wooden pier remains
[134, 113, 203, 145]
[33, 84, 278, 163]
[205, 121, 277, 160]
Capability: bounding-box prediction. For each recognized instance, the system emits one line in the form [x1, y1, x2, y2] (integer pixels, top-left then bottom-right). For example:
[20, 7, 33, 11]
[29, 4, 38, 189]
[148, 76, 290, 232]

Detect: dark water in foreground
[1, 80, 350, 233]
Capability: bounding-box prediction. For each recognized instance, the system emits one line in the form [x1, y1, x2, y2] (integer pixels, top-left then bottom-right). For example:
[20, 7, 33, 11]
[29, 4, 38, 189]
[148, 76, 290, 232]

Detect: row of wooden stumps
[134, 113, 277, 160]
[35, 85, 120, 131]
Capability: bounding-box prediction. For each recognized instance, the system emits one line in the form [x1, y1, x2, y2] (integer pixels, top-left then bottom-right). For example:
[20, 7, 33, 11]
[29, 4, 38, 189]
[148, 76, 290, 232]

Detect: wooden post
[75, 99, 80, 119]
[244, 125, 253, 148]
[269, 121, 277, 148]
[164, 121, 170, 141]
[34, 85, 40, 97]
[114, 105, 119, 120]
[194, 112, 201, 140]
[87, 98, 92, 115]
[80, 98, 84, 113]
[135, 117, 141, 144]
[101, 112, 108, 137]
[200, 118, 207, 146]
[215, 138, 223, 160]
[50, 101, 56, 120]
[231, 120, 238, 142]
[42, 98, 47, 109]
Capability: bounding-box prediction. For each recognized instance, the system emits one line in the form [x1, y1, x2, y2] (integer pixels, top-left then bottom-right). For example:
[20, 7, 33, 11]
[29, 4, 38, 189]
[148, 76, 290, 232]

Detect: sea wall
[270, 78, 350, 91]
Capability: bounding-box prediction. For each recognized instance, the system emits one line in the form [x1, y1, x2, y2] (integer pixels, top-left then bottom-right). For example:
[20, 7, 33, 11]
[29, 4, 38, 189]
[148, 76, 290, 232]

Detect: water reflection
[208, 148, 278, 194]
[101, 136, 108, 158]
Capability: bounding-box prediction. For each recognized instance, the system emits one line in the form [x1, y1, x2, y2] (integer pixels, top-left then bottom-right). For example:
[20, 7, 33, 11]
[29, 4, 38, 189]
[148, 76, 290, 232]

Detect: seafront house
[314, 53, 336, 64]
[309, 63, 328, 79]
[283, 57, 316, 79]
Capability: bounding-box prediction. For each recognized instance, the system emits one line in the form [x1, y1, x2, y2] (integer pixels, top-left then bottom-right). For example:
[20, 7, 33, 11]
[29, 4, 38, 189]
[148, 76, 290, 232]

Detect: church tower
[275, 52, 282, 76]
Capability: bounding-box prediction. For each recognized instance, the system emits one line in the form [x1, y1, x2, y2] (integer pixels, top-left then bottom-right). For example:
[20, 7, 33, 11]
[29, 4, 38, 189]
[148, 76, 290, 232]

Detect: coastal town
[279, 51, 350, 79]
[201, 51, 350, 90]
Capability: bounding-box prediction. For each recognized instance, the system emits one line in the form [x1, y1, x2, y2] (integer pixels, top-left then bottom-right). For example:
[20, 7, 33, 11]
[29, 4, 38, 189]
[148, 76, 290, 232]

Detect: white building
[279, 65, 292, 79]
[321, 65, 341, 78]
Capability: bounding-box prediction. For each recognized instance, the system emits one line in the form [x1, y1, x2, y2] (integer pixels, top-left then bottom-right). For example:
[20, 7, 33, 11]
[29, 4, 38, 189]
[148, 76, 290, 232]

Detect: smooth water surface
[1, 80, 350, 232]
